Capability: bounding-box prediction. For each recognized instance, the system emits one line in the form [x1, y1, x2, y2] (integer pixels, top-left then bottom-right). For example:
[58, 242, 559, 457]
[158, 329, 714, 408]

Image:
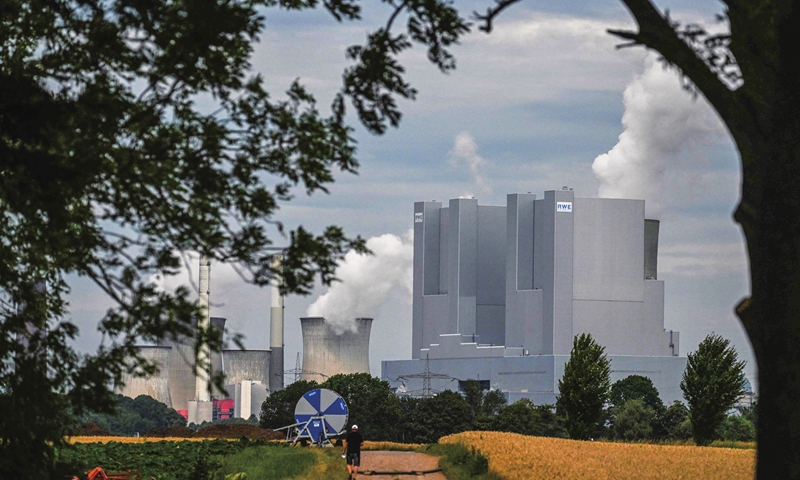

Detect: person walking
[342, 424, 364, 479]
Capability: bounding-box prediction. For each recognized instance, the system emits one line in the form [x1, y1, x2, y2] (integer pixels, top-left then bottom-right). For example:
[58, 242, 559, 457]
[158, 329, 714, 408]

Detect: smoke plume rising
[592, 57, 726, 217]
[448, 131, 491, 196]
[307, 231, 413, 333]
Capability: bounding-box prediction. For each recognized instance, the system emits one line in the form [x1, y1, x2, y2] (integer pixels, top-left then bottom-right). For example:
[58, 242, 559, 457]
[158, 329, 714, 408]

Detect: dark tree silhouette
[0, 0, 469, 476]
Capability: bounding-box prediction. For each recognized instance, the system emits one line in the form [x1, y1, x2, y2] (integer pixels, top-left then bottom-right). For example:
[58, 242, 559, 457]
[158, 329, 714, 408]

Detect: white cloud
[659, 242, 748, 277]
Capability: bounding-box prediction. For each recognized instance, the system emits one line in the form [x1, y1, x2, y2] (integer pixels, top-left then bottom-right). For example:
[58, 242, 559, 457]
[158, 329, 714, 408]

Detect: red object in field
[87, 467, 108, 480]
[177, 409, 188, 420]
[81, 467, 144, 480]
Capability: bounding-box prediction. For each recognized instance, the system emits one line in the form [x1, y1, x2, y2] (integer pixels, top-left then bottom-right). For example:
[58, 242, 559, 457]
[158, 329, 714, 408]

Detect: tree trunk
[612, 1, 800, 476]
[736, 126, 800, 478]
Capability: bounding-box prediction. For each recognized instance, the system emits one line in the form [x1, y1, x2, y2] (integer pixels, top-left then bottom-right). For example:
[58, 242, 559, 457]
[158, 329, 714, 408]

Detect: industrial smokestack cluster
[300, 317, 372, 382]
[120, 249, 387, 420]
[119, 254, 279, 423]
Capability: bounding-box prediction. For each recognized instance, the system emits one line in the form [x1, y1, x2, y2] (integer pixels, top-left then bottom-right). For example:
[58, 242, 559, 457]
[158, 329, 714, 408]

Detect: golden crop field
[362, 441, 422, 451]
[68, 436, 229, 444]
[440, 431, 755, 480]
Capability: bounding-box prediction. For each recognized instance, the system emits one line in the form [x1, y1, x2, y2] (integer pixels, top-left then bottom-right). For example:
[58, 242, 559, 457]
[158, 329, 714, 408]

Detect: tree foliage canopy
[556, 333, 611, 440]
[491, 399, 566, 438]
[609, 375, 664, 414]
[612, 398, 655, 441]
[403, 390, 474, 444]
[681, 333, 746, 446]
[259, 379, 319, 430]
[319, 373, 401, 440]
[0, 0, 470, 476]
[80, 394, 186, 436]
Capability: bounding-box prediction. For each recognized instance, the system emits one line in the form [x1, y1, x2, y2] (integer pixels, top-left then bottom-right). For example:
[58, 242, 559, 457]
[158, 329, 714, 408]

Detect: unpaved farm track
[358, 451, 446, 479]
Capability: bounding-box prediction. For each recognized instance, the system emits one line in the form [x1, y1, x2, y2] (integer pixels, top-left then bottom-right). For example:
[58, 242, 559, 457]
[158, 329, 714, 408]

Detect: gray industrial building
[382, 190, 687, 404]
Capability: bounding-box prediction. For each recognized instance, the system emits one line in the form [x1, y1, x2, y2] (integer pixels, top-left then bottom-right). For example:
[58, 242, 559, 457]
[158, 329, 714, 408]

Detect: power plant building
[382, 190, 687, 404]
[117, 255, 287, 422]
[117, 316, 273, 418]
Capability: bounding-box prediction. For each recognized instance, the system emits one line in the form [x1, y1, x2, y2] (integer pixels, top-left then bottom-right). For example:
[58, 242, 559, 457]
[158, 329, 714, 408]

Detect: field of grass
[213, 445, 345, 480]
[61, 438, 355, 480]
[440, 431, 755, 480]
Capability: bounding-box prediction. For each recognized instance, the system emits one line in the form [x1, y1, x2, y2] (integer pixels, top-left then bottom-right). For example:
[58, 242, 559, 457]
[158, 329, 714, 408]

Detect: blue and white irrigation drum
[294, 388, 349, 443]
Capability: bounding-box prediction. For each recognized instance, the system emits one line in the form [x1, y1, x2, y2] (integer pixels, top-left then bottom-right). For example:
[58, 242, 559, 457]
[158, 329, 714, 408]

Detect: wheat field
[440, 431, 755, 480]
[68, 436, 226, 444]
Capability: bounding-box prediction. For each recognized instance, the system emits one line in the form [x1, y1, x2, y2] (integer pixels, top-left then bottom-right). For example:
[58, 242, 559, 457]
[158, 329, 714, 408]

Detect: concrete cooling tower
[300, 317, 372, 382]
[116, 316, 228, 412]
[118, 346, 172, 406]
[222, 350, 270, 391]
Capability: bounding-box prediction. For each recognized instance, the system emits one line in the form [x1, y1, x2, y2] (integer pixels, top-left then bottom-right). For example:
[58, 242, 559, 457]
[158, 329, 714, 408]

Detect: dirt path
[356, 451, 446, 479]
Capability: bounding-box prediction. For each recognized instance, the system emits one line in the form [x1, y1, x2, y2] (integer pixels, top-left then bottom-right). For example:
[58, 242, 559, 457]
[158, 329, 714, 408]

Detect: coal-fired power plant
[116, 255, 282, 422]
[300, 317, 372, 382]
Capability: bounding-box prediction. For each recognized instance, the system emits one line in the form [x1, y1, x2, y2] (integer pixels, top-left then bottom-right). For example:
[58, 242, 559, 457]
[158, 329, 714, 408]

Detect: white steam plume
[448, 131, 491, 196]
[306, 231, 413, 333]
[592, 57, 726, 217]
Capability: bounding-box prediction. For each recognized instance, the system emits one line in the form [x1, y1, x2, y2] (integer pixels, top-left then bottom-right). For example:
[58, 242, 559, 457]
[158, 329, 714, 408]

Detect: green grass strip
[423, 443, 500, 480]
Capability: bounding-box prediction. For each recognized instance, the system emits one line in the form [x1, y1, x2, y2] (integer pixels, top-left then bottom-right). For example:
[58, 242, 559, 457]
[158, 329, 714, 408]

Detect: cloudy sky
[68, 0, 756, 390]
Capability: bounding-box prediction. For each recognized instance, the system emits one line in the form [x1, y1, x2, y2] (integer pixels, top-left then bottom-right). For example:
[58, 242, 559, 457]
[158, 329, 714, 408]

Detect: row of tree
[78, 394, 186, 437]
[558, 333, 749, 446]
[260, 332, 751, 446]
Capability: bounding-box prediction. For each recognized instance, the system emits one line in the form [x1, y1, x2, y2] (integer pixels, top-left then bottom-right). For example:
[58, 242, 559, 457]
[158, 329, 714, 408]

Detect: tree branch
[611, 0, 759, 171]
[473, 0, 523, 33]
[385, 0, 409, 33]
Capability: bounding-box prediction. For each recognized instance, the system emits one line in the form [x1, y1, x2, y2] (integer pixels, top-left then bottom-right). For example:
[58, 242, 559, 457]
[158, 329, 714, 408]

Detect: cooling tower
[116, 346, 172, 406]
[156, 316, 226, 411]
[300, 317, 372, 382]
[222, 350, 271, 393]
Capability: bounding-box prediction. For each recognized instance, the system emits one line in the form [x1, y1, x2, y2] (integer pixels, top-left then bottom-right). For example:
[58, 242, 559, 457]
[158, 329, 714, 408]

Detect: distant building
[383, 190, 687, 404]
[116, 317, 272, 419]
[735, 377, 756, 410]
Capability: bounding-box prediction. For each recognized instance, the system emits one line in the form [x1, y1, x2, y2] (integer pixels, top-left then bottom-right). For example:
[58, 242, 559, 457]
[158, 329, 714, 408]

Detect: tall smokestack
[195, 256, 211, 402]
[269, 255, 284, 393]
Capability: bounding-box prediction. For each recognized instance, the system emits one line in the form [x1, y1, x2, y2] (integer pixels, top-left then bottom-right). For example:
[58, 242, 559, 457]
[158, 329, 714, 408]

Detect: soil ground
[142, 424, 285, 440]
[356, 451, 446, 479]
[70, 423, 116, 436]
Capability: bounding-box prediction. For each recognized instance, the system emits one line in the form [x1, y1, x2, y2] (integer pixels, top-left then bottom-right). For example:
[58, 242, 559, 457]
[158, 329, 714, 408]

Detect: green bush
[404, 390, 473, 443]
[718, 414, 755, 442]
[425, 443, 496, 480]
[660, 401, 691, 440]
[491, 400, 567, 438]
[612, 399, 655, 441]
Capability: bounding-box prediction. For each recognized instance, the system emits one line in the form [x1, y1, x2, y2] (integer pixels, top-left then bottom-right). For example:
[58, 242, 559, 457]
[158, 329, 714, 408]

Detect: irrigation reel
[275, 388, 349, 447]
